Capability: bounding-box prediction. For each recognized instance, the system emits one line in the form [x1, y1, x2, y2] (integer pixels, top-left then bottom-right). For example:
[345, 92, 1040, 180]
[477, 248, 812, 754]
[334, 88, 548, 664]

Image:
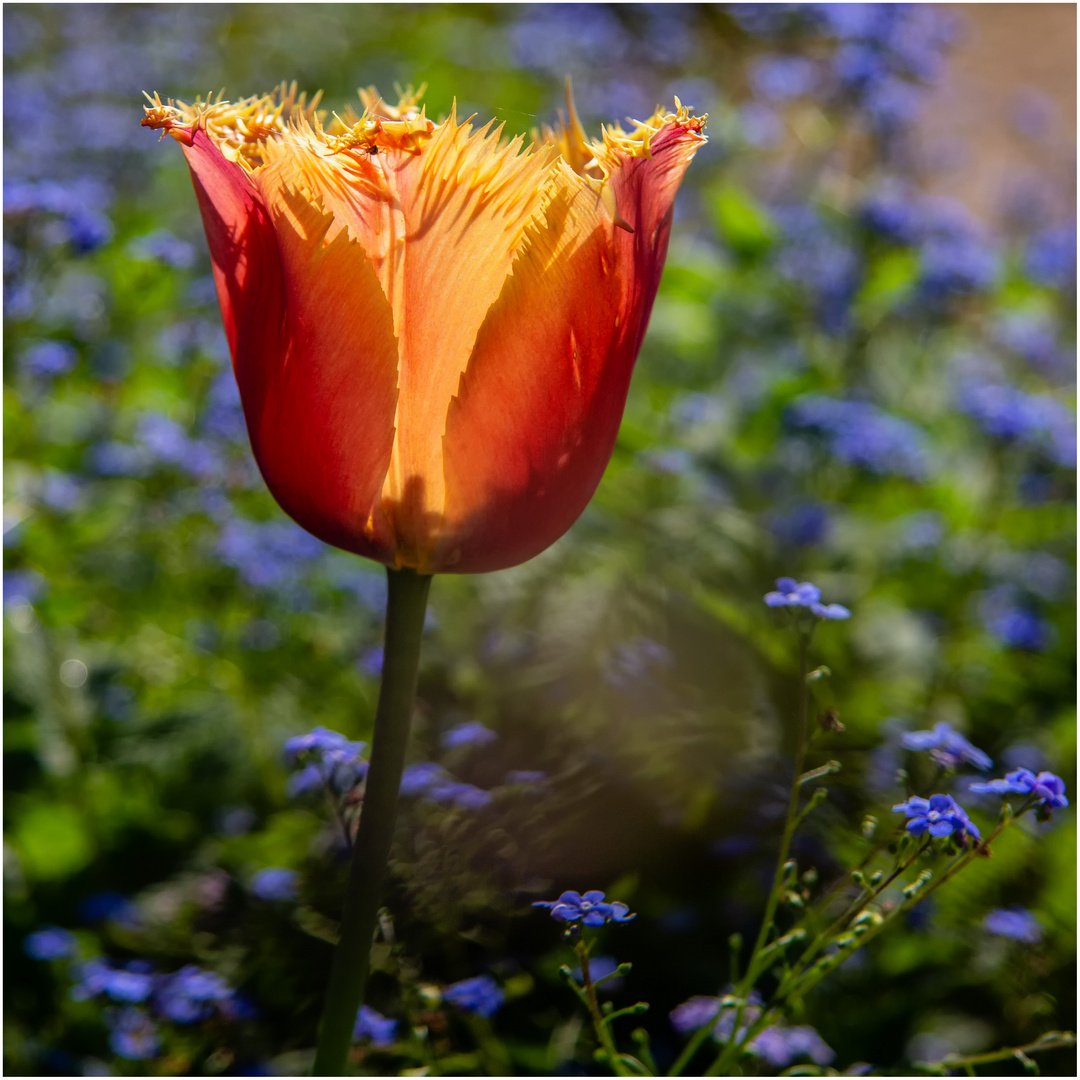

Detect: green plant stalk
[576, 940, 633, 1077]
[313, 567, 432, 1076]
[917, 1032, 1076, 1075]
[707, 633, 812, 1076]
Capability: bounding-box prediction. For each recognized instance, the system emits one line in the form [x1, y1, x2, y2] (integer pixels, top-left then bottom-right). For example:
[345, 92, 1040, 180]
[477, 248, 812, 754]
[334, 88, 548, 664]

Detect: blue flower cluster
[786, 394, 929, 478]
[399, 761, 493, 810]
[893, 794, 980, 841]
[901, 721, 992, 770]
[669, 991, 763, 1041]
[750, 1024, 835, 1069]
[284, 726, 368, 797]
[442, 974, 504, 1018]
[984, 906, 1043, 944]
[970, 768, 1068, 810]
[63, 954, 237, 1055]
[957, 381, 1075, 468]
[353, 1005, 398, 1047]
[533, 890, 636, 927]
[764, 578, 851, 620]
[216, 518, 325, 591]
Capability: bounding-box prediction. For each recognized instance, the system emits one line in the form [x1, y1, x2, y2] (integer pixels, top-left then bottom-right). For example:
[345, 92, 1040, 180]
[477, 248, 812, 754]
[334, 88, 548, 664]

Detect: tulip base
[312, 566, 432, 1076]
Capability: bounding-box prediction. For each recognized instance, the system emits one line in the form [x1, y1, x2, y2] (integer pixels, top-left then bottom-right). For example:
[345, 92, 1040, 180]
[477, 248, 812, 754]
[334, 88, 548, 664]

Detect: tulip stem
[313, 566, 432, 1077]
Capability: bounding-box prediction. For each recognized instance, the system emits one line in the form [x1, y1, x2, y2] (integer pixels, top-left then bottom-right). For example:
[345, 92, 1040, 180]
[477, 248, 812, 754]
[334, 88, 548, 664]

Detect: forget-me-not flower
[749, 1025, 835, 1068]
[533, 890, 636, 927]
[107, 1007, 161, 1061]
[155, 964, 233, 1024]
[892, 794, 980, 841]
[765, 578, 851, 620]
[443, 975, 504, 1018]
[251, 868, 299, 902]
[970, 768, 1068, 810]
[353, 1005, 399, 1047]
[901, 721, 992, 770]
[24, 926, 78, 961]
[984, 907, 1044, 944]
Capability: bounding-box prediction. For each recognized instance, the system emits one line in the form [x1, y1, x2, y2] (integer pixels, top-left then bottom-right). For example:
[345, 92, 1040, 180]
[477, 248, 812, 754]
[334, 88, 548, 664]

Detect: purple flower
[354, 1005, 398, 1047]
[24, 926, 78, 961]
[443, 975, 504, 1018]
[749, 1025, 835, 1068]
[533, 890, 636, 928]
[892, 794, 981, 841]
[984, 907, 1043, 944]
[902, 721, 992, 770]
[970, 769, 1068, 810]
[251, 868, 298, 902]
[107, 1007, 160, 1061]
[765, 578, 821, 608]
[441, 721, 497, 751]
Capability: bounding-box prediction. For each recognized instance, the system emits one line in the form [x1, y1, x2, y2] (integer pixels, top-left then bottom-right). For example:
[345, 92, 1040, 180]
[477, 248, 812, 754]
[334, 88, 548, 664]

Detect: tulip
[143, 82, 704, 1077]
[143, 83, 705, 574]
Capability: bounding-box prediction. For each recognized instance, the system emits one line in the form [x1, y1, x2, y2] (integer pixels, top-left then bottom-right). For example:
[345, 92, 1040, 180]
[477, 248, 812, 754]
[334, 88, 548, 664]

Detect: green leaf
[707, 183, 777, 258]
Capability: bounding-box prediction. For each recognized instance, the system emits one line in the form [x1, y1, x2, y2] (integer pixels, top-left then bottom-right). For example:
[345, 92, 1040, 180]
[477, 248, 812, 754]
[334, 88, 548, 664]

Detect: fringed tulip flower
[143, 83, 705, 573]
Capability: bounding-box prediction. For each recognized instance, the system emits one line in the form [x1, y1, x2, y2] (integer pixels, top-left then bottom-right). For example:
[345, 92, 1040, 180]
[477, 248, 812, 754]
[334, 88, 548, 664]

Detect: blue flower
[353, 1005, 398, 1047]
[749, 1025, 835, 1068]
[284, 727, 367, 795]
[1026, 223, 1076, 290]
[24, 926, 78, 961]
[669, 992, 763, 1040]
[22, 340, 77, 377]
[812, 602, 851, 620]
[767, 503, 830, 547]
[979, 589, 1055, 652]
[533, 890, 636, 927]
[901, 721, 992, 770]
[251, 868, 299, 902]
[155, 964, 233, 1023]
[984, 907, 1043, 944]
[892, 794, 980, 841]
[441, 721, 497, 751]
[970, 769, 1068, 810]
[443, 975, 504, 1018]
[107, 1007, 160, 1061]
[751, 55, 818, 101]
[764, 578, 820, 608]
[400, 762, 448, 797]
[787, 394, 929, 478]
[428, 781, 494, 811]
[70, 958, 154, 1003]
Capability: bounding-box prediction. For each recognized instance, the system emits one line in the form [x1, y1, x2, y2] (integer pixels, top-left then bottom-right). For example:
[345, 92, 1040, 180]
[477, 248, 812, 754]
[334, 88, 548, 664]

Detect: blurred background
[4, 4, 1075, 1076]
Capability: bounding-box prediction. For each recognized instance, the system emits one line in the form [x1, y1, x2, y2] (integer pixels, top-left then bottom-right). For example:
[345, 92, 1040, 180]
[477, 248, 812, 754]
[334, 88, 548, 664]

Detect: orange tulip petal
[439, 115, 706, 573]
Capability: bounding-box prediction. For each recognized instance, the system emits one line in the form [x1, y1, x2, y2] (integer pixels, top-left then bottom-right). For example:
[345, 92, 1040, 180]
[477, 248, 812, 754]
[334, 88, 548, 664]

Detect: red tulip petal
[184, 128, 400, 562]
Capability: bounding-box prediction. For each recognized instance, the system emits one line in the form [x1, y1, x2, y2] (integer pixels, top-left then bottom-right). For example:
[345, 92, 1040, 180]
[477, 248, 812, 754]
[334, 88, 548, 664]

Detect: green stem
[917, 1032, 1076, 1075]
[312, 567, 432, 1076]
[577, 940, 632, 1077]
[709, 634, 811, 1076]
